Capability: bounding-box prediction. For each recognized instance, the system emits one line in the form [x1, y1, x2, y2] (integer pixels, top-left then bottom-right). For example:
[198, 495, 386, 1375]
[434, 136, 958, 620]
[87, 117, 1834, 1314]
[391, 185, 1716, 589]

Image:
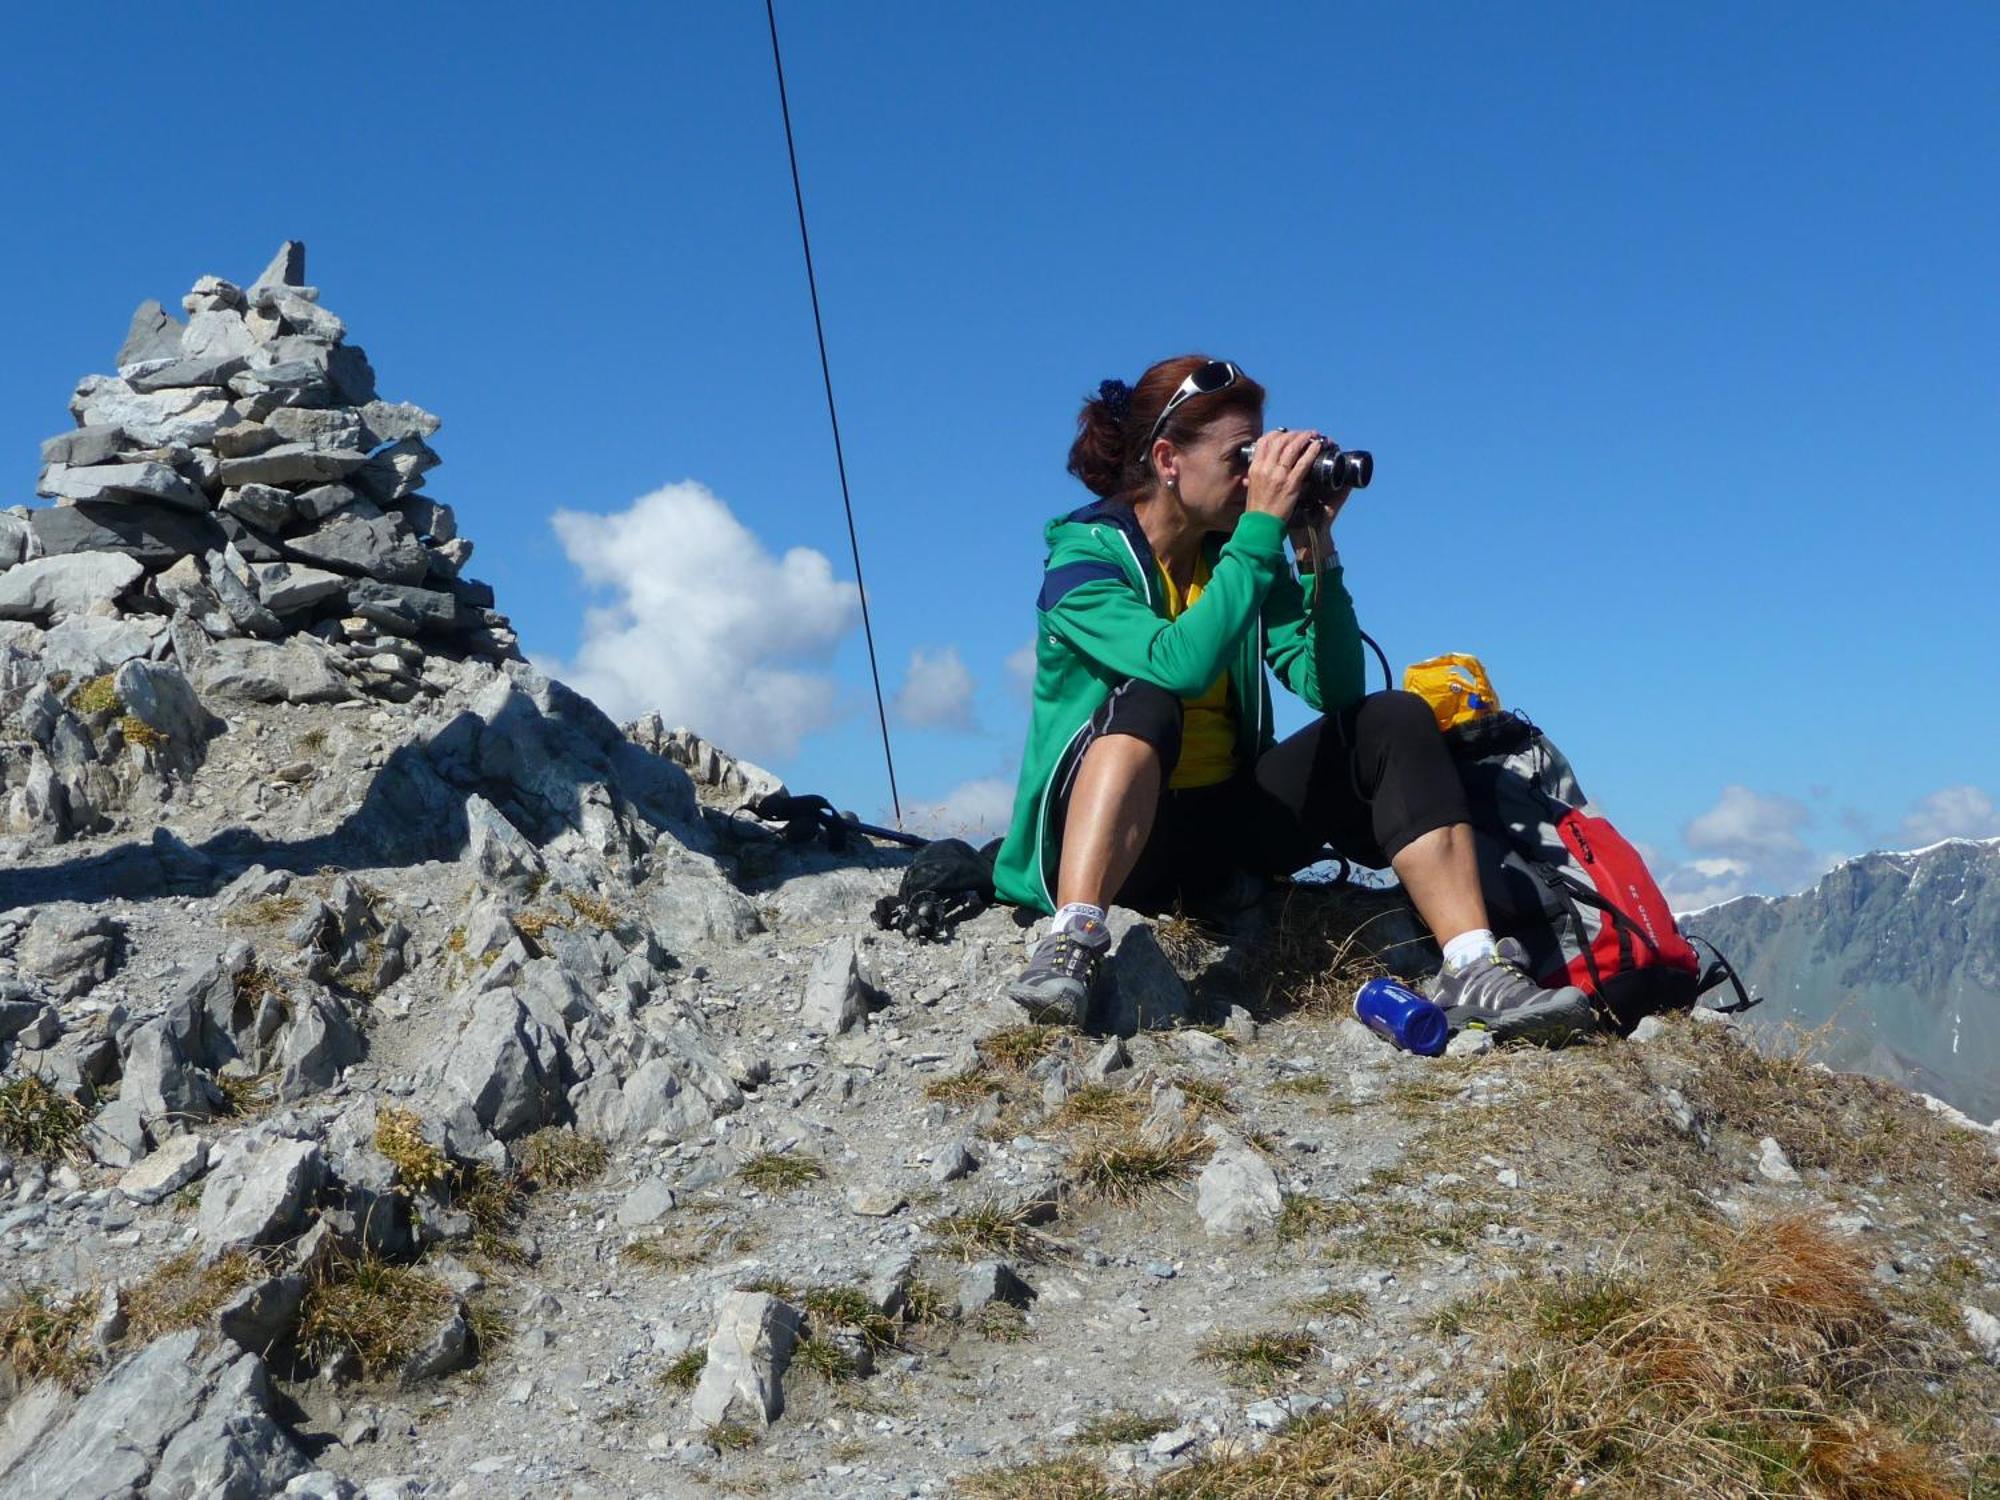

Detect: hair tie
[1097, 378, 1133, 425]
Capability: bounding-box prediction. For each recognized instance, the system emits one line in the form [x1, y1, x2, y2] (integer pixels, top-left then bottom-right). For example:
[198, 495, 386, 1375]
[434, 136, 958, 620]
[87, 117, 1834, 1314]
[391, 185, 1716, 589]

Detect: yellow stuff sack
[1403, 653, 1501, 732]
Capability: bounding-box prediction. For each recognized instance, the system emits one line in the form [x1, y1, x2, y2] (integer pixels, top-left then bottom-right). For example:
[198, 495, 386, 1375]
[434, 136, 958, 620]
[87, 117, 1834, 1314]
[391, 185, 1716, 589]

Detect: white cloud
[900, 776, 1017, 841]
[1899, 785, 2000, 846]
[546, 481, 859, 762]
[1683, 785, 1812, 863]
[1666, 785, 1821, 907]
[1659, 855, 1758, 912]
[893, 646, 977, 732]
[1004, 640, 1038, 699]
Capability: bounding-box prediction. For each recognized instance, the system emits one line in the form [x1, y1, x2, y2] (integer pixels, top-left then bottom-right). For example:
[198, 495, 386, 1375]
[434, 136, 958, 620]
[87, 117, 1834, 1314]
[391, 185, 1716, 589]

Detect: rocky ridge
[1687, 837, 2000, 1124]
[0, 256, 1993, 1500]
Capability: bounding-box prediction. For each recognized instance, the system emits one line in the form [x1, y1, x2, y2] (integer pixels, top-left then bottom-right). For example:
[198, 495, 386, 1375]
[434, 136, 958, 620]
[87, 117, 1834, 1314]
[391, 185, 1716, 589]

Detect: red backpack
[1447, 712, 1757, 1034]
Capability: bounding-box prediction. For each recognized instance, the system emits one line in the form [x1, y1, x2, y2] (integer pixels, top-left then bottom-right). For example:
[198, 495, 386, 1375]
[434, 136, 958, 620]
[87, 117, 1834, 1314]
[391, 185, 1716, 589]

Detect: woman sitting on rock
[991, 355, 1592, 1043]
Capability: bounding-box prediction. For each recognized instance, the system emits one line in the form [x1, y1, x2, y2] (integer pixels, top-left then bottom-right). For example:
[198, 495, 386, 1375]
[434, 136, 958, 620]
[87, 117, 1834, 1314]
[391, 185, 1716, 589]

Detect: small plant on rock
[0, 1287, 94, 1388]
[1065, 1125, 1210, 1205]
[738, 1151, 824, 1193]
[0, 1075, 88, 1161]
[70, 673, 122, 717]
[117, 714, 168, 751]
[660, 1347, 708, 1390]
[521, 1127, 610, 1188]
[295, 1248, 456, 1381]
[375, 1108, 451, 1196]
[980, 1025, 1068, 1072]
[926, 1200, 1061, 1264]
[122, 1251, 266, 1344]
[1196, 1328, 1318, 1385]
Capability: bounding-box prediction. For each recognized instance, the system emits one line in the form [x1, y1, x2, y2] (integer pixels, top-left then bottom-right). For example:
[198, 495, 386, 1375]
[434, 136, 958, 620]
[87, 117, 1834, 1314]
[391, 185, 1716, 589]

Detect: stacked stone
[0, 241, 520, 705]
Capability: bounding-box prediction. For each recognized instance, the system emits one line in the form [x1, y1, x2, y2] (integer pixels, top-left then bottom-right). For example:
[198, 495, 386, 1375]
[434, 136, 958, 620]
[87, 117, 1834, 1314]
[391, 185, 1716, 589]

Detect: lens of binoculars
[1237, 441, 1373, 493]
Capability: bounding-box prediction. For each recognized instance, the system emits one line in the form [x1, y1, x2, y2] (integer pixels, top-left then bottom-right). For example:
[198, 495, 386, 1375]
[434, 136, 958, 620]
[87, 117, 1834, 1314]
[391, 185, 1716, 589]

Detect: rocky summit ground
[0, 652, 1994, 1500]
[0, 246, 1995, 1499]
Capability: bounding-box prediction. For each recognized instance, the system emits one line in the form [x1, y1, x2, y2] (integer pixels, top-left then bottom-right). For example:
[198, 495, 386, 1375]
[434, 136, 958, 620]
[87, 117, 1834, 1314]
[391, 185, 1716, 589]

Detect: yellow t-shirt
[1158, 556, 1238, 790]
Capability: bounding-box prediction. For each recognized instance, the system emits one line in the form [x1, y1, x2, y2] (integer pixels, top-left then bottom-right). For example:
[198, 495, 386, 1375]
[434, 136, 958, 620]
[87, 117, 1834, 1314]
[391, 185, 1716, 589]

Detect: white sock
[1442, 928, 1498, 972]
[1052, 902, 1106, 935]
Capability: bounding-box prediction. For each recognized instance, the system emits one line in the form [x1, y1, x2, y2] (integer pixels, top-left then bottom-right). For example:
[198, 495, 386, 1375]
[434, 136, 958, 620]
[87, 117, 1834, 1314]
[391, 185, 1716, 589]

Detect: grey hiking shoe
[1431, 937, 1597, 1044]
[1005, 919, 1110, 1027]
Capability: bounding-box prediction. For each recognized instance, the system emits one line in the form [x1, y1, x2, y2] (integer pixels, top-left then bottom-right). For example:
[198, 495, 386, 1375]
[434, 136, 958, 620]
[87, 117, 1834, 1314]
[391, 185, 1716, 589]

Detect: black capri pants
[1054, 684, 1468, 915]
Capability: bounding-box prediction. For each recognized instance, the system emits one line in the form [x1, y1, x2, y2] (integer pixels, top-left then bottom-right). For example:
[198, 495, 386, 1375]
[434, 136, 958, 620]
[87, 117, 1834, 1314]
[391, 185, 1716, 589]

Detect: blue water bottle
[1354, 977, 1449, 1057]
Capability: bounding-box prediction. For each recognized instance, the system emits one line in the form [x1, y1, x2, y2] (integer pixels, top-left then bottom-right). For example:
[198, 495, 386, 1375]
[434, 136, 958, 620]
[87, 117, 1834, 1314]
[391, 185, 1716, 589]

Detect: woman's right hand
[1245, 428, 1326, 524]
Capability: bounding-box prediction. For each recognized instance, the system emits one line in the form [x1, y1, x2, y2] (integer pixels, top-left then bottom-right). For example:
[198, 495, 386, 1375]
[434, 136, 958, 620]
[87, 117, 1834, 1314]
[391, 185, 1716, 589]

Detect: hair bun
[1097, 378, 1133, 425]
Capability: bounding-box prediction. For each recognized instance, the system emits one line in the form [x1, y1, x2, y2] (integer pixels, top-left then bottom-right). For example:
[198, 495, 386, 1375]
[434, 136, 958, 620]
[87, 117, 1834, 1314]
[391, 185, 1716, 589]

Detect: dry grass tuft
[520, 1127, 610, 1188]
[511, 910, 567, 943]
[1196, 1328, 1318, 1385]
[0, 1287, 94, 1387]
[799, 1284, 900, 1353]
[1244, 881, 1418, 1019]
[374, 1108, 451, 1196]
[213, 1070, 274, 1119]
[1070, 1411, 1178, 1447]
[296, 1248, 456, 1380]
[122, 1251, 268, 1344]
[455, 1163, 528, 1265]
[1275, 1193, 1348, 1244]
[562, 890, 620, 929]
[222, 895, 306, 929]
[925, 1067, 1003, 1106]
[1294, 1288, 1370, 1323]
[1168, 1072, 1234, 1118]
[1065, 1126, 1211, 1205]
[660, 1346, 708, 1390]
[968, 1303, 1033, 1342]
[0, 1075, 88, 1161]
[792, 1332, 861, 1381]
[70, 673, 122, 717]
[1678, 1019, 1999, 1199]
[1049, 1083, 1144, 1130]
[738, 1151, 824, 1193]
[707, 1419, 758, 1451]
[927, 1200, 1063, 1264]
[622, 1225, 753, 1274]
[980, 1024, 1070, 1072]
[1152, 907, 1223, 974]
[957, 1457, 1119, 1499]
[117, 714, 168, 750]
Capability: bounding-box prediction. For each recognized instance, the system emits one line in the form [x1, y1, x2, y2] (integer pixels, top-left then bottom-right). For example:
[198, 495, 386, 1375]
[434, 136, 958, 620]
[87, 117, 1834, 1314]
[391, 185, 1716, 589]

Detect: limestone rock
[38, 459, 204, 510]
[0, 552, 144, 621]
[250, 560, 346, 615]
[1195, 1134, 1283, 1238]
[117, 298, 186, 367]
[442, 988, 559, 1140]
[27, 501, 224, 567]
[196, 1136, 325, 1262]
[217, 443, 368, 489]
[197, 638, 348, 704]
[803, 936, 871, 1035]
[284, 510, 428, 584]
[689, 1291, 801, 1429]
[119, 1133, 209, 1205]
[957, 1261, 1035, 1316]
[39, 615, 161, 679]
[19, 909, 125, 1000]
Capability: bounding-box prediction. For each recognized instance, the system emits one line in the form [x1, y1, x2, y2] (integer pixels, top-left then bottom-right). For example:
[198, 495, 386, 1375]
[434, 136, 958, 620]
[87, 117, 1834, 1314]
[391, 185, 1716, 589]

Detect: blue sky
[4, 2, 1996, 906]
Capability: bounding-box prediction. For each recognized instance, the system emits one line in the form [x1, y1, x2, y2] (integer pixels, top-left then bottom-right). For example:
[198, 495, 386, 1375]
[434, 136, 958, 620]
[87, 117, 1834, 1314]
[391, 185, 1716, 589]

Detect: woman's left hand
[1288, 485, 1352, 560]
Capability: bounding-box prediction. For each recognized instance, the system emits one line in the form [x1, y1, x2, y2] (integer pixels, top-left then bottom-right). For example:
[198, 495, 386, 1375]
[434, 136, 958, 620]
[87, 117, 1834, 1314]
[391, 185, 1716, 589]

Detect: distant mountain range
[1683, 837, 2000, 1124]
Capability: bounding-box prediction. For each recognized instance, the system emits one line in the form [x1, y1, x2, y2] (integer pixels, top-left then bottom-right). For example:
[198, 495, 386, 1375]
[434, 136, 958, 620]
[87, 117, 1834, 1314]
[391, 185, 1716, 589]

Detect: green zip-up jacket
[993, 498, 1367, 914]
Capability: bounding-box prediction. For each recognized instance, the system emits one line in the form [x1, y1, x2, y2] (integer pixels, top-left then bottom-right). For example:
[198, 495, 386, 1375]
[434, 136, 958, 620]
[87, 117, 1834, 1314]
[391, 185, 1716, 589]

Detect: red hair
[1067, 354, 1266, 500]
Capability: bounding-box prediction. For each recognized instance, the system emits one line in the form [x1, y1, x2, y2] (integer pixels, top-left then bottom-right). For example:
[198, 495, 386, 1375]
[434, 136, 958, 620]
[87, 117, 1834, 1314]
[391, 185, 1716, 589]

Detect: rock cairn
[1, 242, 521, 844]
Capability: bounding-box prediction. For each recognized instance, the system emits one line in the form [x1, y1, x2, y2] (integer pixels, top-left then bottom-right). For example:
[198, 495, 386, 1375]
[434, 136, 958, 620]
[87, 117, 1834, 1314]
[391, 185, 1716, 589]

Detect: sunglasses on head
[1144, 360, 1243, 452]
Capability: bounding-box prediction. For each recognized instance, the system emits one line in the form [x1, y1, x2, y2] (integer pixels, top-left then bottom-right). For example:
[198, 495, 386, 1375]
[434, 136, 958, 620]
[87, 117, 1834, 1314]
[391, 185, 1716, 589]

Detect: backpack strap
[1686, 935, 1763, 1015]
